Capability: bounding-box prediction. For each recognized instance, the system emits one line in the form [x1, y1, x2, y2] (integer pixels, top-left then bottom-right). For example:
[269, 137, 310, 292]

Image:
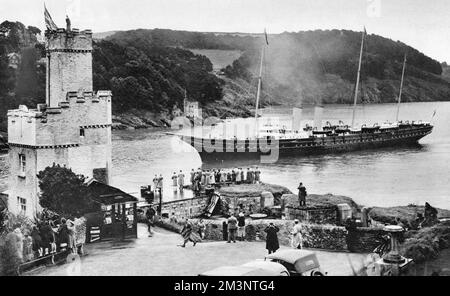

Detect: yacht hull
[180, 124, 433, 162]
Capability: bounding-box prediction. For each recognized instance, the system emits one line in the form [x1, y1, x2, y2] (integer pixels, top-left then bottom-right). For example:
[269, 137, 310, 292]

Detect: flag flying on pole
[44, 4, 58, 31]
[264, 29, 269, 45]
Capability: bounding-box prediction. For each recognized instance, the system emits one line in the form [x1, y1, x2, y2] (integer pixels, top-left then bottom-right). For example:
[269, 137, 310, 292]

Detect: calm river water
[1, 102, 449, 209]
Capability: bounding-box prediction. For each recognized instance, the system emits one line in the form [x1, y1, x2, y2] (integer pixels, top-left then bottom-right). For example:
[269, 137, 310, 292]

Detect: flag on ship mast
[44, 4, 58, 31]
[264, 29, 269, 45]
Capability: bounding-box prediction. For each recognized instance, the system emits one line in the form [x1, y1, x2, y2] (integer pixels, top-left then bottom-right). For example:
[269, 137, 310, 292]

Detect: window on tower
[19, 154, 26, 175]
[80, 128, 85, 137]
[17, 197, 26, 213]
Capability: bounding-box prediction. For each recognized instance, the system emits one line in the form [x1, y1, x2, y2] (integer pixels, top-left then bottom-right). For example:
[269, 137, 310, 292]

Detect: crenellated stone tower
[5, 24, 112, 218]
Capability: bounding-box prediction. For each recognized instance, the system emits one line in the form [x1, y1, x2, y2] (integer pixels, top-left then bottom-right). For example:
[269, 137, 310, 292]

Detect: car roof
[199, 265, 282, 276]
[265, 249, 316, 264]
[241, 260, 289, 275]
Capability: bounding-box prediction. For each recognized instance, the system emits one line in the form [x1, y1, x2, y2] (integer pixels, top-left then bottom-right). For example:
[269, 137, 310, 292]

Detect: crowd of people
[190, 167, 262, 193]
[4, 217, 81, 268]
[171, 211, 304, 255]
[150, 167, 263, 196]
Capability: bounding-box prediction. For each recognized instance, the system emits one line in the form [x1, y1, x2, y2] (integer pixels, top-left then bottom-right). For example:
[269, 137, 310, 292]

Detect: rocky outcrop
[368, 204, 450, 229]
[112, 110, 173, 129]
[218, 183, 291, 200]
[281, 193, 359, 212]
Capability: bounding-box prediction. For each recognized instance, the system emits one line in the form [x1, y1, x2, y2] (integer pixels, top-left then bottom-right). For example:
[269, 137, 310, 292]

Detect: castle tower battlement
[5, 21, 112, 218]
[45, 28, 93, 108]
[7, 90, 112, 147]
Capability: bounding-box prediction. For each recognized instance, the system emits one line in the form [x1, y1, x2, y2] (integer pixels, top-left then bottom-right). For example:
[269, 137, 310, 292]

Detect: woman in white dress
[291, 219, 303, 249]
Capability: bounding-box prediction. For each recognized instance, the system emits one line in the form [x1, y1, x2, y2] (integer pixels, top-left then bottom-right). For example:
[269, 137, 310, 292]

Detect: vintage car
[265, 249, 326, 276]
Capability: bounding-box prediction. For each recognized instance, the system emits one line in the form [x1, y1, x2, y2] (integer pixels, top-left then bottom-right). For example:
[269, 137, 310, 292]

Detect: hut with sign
[85, 179, 139, 242]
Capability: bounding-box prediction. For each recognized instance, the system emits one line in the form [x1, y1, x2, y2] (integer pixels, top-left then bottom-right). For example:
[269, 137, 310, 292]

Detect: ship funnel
[313, 105, 324, 130]
[292, 107, 303, 131]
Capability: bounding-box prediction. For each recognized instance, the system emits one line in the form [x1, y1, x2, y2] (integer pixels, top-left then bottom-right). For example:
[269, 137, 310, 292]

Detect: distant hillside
[0, 21, 44, 131]
[93, 31, 118, 40]
[188, 49, 242, 71]
[442, 63, 450, 83]
[108, 29, 450, 106]
[223, 30, 450, 105]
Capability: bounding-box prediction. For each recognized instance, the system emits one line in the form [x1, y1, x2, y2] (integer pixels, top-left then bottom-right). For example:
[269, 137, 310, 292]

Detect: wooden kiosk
[86, 180, 139, 242]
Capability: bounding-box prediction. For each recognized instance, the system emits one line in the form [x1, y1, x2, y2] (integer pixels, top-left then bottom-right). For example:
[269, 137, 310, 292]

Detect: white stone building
[2, 26, 112, 218]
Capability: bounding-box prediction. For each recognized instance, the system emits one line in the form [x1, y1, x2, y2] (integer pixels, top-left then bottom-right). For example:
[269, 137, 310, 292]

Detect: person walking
[227, 214, 238, 243]
[197, 219, 206, 239]
[237, 212, 246, 241]
[298, 182, 307, 207]
[146, 207, 156, 237]
[291, 219, 303, 249]
[179, 219, 202, 247]
[265, 223, 280, 254]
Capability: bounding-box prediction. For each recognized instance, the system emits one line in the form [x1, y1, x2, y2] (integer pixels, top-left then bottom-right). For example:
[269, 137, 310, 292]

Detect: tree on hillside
[37, 164, 98, 217]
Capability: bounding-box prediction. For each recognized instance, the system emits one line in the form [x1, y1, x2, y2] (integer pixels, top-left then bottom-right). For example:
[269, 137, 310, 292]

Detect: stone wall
[157, 217, 348, 251]
[285, 206, 338, 225]
[221, 195, 262, 214]
[347, 227, 385, 253]
[160, 196, 209, 220]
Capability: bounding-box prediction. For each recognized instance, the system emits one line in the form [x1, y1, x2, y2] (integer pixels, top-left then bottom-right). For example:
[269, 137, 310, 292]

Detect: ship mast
[396, 54, 407, 122]
[351, 28, 366, 128]
[254, 45, 265, 138]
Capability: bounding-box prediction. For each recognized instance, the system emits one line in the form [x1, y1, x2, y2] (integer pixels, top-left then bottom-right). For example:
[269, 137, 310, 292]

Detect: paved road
[28, 224, 368, 276]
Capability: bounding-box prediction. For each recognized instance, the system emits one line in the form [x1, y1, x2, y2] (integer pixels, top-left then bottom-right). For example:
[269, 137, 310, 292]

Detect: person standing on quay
[237, 212, 246, 241]
[265, 222, 280, 254]
[227, 214, 238, 243]
[255, 167, 261, 184]
[236, 168, 242, 184]
[190, 169, 195, 186]
[246, 168, 252, 184]
[298, 182, 307, 207]
[291, 219, 303, 249]
[172, 172, 178, 192]
[146, 207, 156, 237]
[157, 174, 164, 195]
[178, 170, 185, 191]
[209, 170, 216, 187]
[153, 174, 158, 193]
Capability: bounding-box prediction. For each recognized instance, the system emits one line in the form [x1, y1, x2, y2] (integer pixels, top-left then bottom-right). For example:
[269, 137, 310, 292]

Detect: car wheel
[312, 271, 324, 276]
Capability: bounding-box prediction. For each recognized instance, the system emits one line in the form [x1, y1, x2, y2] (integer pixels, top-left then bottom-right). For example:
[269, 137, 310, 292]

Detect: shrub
[401, 221, 450, 263]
